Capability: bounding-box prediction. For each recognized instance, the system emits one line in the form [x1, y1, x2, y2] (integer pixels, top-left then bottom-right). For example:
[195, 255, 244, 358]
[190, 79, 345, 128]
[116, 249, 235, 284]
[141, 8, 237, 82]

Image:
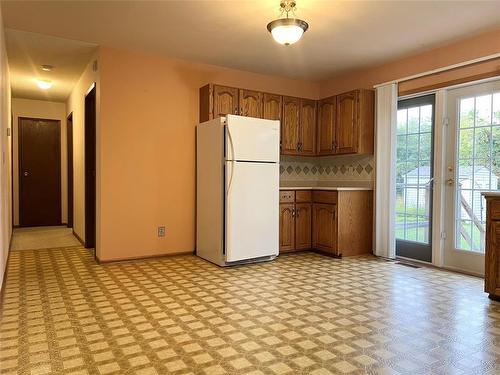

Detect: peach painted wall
[320, 28, 500, 97]
[0, 6, 12, 290]
[11, 98, 67, 226]
[98, 47, 320, 261]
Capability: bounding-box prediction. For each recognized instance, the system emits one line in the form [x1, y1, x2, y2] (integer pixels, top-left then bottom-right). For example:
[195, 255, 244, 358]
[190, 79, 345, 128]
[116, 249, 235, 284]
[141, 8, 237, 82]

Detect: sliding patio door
[395, 95, 435, 262]
[444, 80, 500, 275]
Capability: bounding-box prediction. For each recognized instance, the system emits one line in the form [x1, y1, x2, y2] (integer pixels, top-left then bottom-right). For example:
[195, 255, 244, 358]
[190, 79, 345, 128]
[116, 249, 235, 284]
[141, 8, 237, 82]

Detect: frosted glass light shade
[267, 18, 308, 45]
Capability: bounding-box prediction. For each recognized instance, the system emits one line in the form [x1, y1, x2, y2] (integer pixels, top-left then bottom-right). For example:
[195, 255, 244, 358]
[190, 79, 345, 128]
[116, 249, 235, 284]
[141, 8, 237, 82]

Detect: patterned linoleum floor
[1, 247, 500, 375]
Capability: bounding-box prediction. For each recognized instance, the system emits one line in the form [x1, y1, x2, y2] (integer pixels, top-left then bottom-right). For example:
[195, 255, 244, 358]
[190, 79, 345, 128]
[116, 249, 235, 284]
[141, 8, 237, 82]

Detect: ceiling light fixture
[36, 79, 53, 90]
[41, 64, 54, 72]
[267, 0, 309, 46]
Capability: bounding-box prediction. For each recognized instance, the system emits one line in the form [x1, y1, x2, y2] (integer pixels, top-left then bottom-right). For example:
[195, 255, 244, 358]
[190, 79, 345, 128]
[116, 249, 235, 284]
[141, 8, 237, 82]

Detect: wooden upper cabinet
[239, 89, 263, 118]
[299, 99, 316, 155]
[336, 90, 358, 154]
[263, 93, 282, 121]
[280, 203, 295, 252]
[213, 85, 239, 119]
[335, 89, 374, 155]
[317, 97, 336, 155]
[312, 203, 338, 255]
[295, 203, 312, 250]
[282, 96, 301, 155]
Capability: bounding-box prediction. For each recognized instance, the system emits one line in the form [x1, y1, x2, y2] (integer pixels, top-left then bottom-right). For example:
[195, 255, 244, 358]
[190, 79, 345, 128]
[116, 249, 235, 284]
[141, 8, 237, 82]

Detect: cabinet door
[312, 203, 338, 254]
[213, 85, 239, 118]
[485, 220, 500, 295]
[300, 99, 317, 155]
[263, 93, 282, 121]
[317, 97, 336, 155]
[295, 203, 312, 250]
[281, 96, 300, 155]
[239, 89, 263, 118]
[280, 204, 295, 252]
[336, 90, 359, 154]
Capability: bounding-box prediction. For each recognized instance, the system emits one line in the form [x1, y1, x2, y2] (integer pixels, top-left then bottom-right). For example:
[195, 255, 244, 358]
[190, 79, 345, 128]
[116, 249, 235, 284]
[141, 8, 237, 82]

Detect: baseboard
[96, 250, 195, 264]
[72, 230, 85, 246]
[0, 232, 13, 305]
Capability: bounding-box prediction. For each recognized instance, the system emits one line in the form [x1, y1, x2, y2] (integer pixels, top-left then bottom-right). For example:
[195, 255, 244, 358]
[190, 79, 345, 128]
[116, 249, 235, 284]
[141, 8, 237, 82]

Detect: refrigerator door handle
[227, 125, 235, 161]
[226, 161, 235, 197]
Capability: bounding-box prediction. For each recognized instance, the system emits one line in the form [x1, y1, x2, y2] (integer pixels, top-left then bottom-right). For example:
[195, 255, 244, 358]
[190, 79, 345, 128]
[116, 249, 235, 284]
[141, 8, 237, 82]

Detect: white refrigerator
[196, 115, 280, 266]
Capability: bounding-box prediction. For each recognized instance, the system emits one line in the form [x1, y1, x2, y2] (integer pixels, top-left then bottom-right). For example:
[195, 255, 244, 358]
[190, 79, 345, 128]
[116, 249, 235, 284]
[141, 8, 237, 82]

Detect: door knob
[23, 171, 29, 177]
[446, 178, 454, 186]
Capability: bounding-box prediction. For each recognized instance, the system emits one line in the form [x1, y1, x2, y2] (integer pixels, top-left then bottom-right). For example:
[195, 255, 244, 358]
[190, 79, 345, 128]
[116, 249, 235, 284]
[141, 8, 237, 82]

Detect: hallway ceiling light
[41, 64, 54, 72]
[36, 79, 53, 90]
[267, 0, 309, 46]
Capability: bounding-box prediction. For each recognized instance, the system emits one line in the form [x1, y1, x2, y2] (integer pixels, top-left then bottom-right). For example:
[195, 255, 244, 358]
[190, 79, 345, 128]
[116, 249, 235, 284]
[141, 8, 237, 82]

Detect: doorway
[443, 80, 500, 275]
[85, 85, 96, 249]
[395, 95, 435, 262]
[67, 113, 73, 228]
[19, 117, 61, 227]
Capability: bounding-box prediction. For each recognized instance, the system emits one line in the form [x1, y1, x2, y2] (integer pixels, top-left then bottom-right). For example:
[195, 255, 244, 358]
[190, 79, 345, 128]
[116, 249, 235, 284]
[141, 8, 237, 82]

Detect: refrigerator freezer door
[226, 115, 280, 162]
[225, 161, 279, 262]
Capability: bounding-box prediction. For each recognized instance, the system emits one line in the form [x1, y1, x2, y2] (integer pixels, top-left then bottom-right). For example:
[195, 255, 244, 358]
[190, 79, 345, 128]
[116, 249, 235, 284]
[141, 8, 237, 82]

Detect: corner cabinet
[317, 89, 374, 156]
[484, 195, 500, 300]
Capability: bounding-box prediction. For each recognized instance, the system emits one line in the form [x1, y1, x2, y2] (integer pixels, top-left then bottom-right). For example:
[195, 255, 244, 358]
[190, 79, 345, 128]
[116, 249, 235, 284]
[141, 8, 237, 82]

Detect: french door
[395, 95, 435, 262]
[444, 80, 500, 275]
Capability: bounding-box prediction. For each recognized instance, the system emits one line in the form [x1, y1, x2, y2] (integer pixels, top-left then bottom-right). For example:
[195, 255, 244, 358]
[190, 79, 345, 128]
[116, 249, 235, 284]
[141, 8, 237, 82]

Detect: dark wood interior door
[85, 86, 96, 249]
[67, 114, 74, 228]
[19, 117, 61, 227]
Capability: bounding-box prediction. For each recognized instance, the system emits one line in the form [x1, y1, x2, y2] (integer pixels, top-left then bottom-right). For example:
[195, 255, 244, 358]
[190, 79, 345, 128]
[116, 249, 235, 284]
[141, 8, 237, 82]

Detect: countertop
[481, 191, 500, 198]
[280, 187, 373, 191]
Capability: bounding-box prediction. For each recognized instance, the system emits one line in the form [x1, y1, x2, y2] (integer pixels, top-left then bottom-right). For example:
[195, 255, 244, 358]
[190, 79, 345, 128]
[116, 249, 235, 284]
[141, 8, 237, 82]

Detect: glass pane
[417, 160, 431, 185]
[419, 132, 432, 160]
[458, 128, 473, 159]
[459, 97, 474, 128]
[406, 215, 417, 241]
[493, 93, 500, 125]
[420, 105, 432, 132]
[417, 217, 429, 243]
[408, 107, 419, 133]
[457, 220, 473, 251]
[417, 189, 430, 216]
[407, 134, 419, 161]
[459, 189, 472, 220]
[474, 127, 491, 159]
[458, 160, 473, 189]
[475, 94, 492, 126]
[396, 135, 407, 161]
[397, 109, 407, 134]
[493, 126, 500, 159]
[492, 158, 500, 190]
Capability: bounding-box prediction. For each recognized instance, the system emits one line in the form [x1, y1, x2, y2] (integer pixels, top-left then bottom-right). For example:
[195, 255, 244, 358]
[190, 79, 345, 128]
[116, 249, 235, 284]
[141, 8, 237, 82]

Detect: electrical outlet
[158, 226, 166, 237]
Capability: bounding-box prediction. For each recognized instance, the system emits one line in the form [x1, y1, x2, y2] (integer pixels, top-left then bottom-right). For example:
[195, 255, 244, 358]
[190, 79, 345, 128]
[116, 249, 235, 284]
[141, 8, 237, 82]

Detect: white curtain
[374, 83, 398, 259]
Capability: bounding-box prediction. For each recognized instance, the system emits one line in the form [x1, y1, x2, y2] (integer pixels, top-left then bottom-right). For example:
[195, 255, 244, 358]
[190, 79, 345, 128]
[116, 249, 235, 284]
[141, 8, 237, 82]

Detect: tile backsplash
[280, 155, 374, 188]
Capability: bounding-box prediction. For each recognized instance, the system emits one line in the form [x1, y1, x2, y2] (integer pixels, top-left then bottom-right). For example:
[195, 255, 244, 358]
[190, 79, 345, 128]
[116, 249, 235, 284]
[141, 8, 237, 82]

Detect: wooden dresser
[483, 192, 500, 300]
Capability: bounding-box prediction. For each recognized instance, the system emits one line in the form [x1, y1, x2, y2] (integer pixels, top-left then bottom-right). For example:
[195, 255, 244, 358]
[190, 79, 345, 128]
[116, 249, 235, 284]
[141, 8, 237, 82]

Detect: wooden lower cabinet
[295, 203, 312, 250]
[279, 191, 312, 252]
[279, 203, 295, 252]
[280, 189, 373, 256]
[312, 203, 338, 255]
[484, 195, 500, 300]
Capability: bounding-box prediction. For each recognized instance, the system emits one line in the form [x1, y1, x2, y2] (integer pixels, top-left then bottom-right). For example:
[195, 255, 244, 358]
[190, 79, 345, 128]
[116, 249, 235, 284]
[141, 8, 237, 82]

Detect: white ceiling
[2, 0, 500, 92]
[5, 29, 97, 101]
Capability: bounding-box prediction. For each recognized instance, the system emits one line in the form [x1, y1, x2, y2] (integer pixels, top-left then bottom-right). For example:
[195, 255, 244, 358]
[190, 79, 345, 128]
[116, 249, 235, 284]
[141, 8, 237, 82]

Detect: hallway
[10, 226, 81, 251]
